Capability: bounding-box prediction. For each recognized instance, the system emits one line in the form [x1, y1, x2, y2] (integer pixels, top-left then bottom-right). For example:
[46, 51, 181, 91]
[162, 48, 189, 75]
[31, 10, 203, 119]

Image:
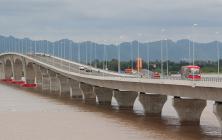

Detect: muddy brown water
[0, 83, 221, 140]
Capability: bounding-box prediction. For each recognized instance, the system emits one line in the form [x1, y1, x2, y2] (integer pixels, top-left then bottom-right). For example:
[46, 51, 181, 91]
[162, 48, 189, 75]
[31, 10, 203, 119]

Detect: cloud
[0, 0, 222, 42]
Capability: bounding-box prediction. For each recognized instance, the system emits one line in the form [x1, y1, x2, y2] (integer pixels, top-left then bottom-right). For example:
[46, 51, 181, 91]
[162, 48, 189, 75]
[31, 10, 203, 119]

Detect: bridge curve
[0, 52, 222, 126]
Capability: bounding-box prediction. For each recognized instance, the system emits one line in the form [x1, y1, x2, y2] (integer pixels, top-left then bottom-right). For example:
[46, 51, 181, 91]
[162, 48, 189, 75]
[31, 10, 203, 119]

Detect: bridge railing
[26, 53, 222, 83]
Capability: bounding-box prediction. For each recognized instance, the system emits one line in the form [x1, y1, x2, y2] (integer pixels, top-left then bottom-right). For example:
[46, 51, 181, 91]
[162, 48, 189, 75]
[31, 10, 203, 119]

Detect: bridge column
[48, 71, 60, 96]
[25, 63, 35, 84]
[172, 97, 206, 123]
[4, 59, 13, 80]
[213, 102, 222, 127]
[80, 83, 96, 102]
[40, 68, 50, 93]
[0, 60, 4, 79]
[13, 59, 24, 81]
[69, 79, 82, 98]
[33, 65, 42, 92]
[138, 93, 167, 114]
[58, 75, 71, 97]
[94, 86, 113, 105]
[113, 90, 138, 109]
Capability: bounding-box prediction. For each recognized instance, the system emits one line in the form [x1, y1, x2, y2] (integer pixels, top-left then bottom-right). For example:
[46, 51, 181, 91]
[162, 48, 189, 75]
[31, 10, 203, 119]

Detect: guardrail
[28, 53, 222, 83]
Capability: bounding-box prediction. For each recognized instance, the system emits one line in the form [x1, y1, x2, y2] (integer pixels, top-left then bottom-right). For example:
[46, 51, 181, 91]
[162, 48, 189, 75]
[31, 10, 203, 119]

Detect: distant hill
[0, 35, 221, 63]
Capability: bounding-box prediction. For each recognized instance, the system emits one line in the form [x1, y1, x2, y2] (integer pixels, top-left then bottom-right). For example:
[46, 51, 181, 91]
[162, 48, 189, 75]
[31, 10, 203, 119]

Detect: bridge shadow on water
[1, 82, 222, 140]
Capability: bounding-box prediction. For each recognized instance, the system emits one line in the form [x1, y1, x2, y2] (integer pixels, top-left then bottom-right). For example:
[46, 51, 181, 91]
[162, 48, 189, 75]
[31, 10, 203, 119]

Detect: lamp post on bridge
[146, 41, 150, 78]
[192, 23, 198, 81]
[94, 42, 97, 68]
[130, 41, 134, 71]
[192, 24, 198, 66]
[161, 29, 165, 78]
[165, 38, 169, 77]
[216, 32, 220, 78]
[78, 41, 81, 74]
[102, 40, 106, 77]
[118, 42, 120, 74]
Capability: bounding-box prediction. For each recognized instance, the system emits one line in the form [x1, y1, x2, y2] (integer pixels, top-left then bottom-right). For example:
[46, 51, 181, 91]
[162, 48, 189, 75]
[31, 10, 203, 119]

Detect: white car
[79, 66, 85, 70]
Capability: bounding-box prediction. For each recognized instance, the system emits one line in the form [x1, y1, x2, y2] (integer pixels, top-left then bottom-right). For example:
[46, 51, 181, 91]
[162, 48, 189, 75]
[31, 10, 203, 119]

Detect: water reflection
[0, 83, 221, 140]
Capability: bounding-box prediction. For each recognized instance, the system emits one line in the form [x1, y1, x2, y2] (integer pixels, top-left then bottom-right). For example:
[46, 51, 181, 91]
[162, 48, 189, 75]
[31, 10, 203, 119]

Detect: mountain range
[0, 35, 221, 63]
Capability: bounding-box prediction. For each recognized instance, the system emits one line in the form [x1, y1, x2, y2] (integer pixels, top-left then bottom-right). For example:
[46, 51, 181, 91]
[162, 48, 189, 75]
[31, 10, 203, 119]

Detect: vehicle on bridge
[151, 71, 160, 79]
[79, 66, 85, 70]
[181, 65, 201, 80]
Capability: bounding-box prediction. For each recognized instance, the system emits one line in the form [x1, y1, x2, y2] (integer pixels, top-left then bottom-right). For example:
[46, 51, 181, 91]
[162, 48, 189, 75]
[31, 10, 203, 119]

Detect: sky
[1, 0, 222, 43]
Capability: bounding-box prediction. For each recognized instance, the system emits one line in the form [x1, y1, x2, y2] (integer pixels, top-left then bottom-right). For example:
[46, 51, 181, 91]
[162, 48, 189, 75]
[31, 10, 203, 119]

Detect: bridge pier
[4, 59, 13, 80]
[48, 71, 60, 95]
[58, 75, 71, 97]
[172, 97, 206, 123]
[113, 90, 138, 109]
[69, 79, 82, 99]
[138, 93, 167, 114]
[33, 65, 42, 92]
[94, 86, 113, 105]
[40, 68, 50, 93]
[80, 83, 96, 102]
[13, 59, 23, 81]
[25, 63, 35, 84]
[213, 102, 222, 127]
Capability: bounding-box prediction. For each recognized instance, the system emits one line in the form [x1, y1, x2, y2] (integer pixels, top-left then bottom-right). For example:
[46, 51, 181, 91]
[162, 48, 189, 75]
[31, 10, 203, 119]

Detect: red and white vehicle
[151, 72, 160, 79]
[181, 65, 201, 80]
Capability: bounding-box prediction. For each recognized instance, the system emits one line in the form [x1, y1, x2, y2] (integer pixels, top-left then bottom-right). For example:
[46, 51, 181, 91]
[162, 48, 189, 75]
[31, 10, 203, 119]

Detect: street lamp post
[94, 43, 97, 68]
[146, 42, 150, 78]
[192, 24, 198, 66]
[161, 29, 165, 78]
[118, 43, 120, 73]
[165, 38, 169, 77]
[103, 43, 105, 70]
[192, 24, 198, 81]
[131, 41, 134, 70]
[216, 32, 220, 77]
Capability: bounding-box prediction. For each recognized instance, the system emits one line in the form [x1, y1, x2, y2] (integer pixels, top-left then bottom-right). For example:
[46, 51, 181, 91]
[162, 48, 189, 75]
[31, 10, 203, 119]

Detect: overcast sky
[1, 0, 222, 43]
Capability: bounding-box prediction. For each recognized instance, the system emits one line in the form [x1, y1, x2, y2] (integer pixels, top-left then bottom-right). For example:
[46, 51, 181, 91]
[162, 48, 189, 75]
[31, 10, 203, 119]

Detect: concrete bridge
[0, 53, 222, 126]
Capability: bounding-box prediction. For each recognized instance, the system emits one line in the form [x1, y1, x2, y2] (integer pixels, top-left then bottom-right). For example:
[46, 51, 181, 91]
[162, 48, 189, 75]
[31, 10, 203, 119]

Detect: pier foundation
[80, 83, 96, 102]
[139, 93, 167, 114]
[213, 102, 222, 127]
[172, 97, 206, 123]
[113, 90, 138, 109]
[94, 86, 113, 105]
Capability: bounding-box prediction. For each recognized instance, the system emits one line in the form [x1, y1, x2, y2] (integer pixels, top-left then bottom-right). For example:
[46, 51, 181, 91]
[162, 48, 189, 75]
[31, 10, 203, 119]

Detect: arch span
[0, 60, 4, 79]
[13, 59, 24, 81]
[25, 62, 35, 84]
[4, 59, 13, 79]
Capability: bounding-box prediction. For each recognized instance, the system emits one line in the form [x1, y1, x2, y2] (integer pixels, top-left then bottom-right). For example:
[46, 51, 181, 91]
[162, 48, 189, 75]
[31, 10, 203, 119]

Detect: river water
[0, 83, 221, 140]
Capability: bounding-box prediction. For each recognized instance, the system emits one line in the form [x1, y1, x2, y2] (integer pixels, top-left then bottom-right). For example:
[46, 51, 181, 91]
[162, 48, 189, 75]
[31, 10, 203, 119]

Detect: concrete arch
[69, 79, 82, 98]
[33, 64, 42, 89]
[40, 67, 50, 93]
[25, 62, 35, 84]
[13, 58, 24, 81]
[58, 75, 71, 97]
[48, 70, 60, 95]
[4, 59, 13, 79]
[0, 60, 4, 79]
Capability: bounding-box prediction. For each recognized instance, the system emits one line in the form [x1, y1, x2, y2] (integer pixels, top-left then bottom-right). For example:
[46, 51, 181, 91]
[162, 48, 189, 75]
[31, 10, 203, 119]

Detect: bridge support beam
[113, 90, 138, 109]
[80, 83, 96, 102]
[58, 76, 71, 97]
[172, 97, 206, 123]
[48, 71, 60, 95]
[138, 93, 167, 114]
[70, 79, 82, 99]
[25, 63, 35, 84]
[33, 65, 42, 92]
[94, 86, 113, 105]
[213, 102, 222, 127]
[40, 68, 50, 93]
